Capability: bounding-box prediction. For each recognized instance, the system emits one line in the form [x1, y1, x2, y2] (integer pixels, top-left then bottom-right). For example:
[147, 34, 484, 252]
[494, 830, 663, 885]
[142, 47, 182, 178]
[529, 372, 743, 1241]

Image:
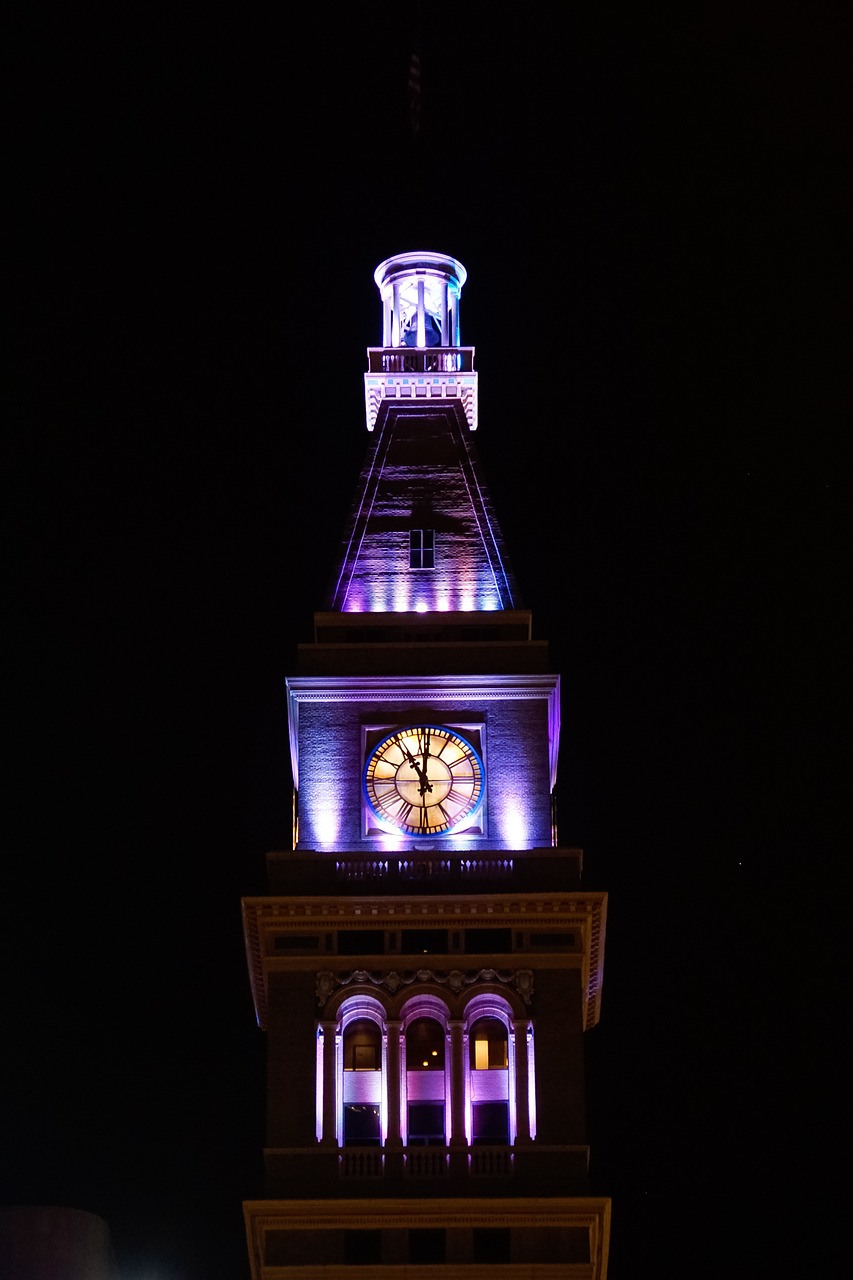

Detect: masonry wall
[266, 971, 318, 1148]
[533, 968, 588, 1145]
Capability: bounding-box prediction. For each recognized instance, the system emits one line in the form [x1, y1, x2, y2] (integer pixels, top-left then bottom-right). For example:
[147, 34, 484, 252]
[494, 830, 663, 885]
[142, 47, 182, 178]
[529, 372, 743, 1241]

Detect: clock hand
[400, 737, 432, 796]
[418, 729, 432, 797]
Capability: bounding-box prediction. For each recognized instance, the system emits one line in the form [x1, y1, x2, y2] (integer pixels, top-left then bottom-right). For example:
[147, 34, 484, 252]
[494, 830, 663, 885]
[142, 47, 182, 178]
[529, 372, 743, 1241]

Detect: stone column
[512, 1018, 532, 1143]
[385, 1020, 402, 1146]
[448, 1020, 467, 1146]
[320, 1021, 338, 1146]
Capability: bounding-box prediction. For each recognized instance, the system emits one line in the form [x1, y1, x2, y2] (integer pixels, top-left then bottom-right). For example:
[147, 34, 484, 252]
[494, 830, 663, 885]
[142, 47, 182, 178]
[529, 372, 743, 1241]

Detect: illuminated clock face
[364, 725, 484, 837]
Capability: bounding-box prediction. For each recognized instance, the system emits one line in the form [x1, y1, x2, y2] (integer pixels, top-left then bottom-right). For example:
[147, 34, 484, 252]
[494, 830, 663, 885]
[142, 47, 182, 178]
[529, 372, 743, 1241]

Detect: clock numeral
[390, 798, 414, 824]
[423, 806, 449, 832]
[425, 803, 450, 834]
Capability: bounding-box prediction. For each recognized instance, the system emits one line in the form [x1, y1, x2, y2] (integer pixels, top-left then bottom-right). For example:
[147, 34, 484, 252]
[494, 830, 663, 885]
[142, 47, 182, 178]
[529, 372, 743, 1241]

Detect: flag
[408, 50, 421, 141]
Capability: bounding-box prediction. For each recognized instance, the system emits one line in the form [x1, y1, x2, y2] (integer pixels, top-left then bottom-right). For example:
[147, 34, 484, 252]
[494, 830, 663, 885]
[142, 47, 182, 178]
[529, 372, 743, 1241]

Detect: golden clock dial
[364, 725, 484, 837]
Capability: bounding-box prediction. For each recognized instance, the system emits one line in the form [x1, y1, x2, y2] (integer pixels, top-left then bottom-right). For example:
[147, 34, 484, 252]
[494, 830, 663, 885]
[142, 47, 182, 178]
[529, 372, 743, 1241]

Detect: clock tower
[242, 251, 611, 1276]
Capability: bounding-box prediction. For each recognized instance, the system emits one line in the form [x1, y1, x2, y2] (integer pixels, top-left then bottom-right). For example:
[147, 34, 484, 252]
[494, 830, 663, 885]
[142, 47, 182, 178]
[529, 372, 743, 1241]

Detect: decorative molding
[316, 967, 534, 1008]
[245, 1196, 611, 1231]
[364, 372, 478, 432]
[286, 673, 559, 704]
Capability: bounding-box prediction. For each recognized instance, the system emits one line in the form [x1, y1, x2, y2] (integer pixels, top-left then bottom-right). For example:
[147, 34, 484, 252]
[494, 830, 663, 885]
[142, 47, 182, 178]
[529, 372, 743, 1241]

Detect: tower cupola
[373, 250, 467, 348]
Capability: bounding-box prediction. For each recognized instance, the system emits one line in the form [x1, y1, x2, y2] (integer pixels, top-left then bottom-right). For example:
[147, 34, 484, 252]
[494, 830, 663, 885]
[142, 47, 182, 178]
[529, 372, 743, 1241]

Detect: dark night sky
[6, 5, 847, 1278]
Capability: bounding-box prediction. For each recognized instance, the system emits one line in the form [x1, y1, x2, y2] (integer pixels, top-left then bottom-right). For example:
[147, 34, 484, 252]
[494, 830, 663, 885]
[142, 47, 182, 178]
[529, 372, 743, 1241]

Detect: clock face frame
[363, 724, 484, 838]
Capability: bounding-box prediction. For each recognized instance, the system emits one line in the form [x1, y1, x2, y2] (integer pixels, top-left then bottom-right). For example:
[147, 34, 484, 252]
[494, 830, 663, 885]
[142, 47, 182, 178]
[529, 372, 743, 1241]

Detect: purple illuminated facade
[243, 253, 611, 1277]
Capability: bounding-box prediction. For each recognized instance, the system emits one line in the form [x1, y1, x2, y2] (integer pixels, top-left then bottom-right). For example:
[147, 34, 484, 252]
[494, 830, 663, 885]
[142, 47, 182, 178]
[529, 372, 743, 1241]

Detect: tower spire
[408, 5, 422, 145]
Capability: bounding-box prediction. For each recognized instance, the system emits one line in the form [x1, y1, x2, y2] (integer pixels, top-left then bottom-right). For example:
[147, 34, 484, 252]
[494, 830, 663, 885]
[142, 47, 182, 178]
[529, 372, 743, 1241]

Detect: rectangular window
[273, 934, 320, 951]
[343, 1104, 381, 1146]
[401, 928, 448, 954]
[472, 1101, 509, 1145]
[530, 931, 576, 949]
[409, 528, 435, 569]
[473, 1033, 508, 1070]
[465, 928, 512, 954]
[473, 1227, 511, 1263]
[344, 1229, 382, 1264]
[338, 929, 384, 955]
[353, 1044, 378, 1071]
[407, 1102, 445, 1146]
[409, 1228, 446, 1263]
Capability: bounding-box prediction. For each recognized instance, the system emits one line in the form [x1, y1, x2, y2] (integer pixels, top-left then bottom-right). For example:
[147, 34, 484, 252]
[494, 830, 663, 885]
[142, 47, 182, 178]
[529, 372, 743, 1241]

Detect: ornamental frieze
[316, 967, 534, 1007]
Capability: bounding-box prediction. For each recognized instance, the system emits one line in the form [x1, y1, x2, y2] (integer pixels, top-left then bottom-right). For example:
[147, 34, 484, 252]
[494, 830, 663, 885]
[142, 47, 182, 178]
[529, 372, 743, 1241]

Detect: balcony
[364, 348, 478, 431]
[265, 847, 583, 895]
[264, 1144, 590, 1199]
[366, 347, 475, 375]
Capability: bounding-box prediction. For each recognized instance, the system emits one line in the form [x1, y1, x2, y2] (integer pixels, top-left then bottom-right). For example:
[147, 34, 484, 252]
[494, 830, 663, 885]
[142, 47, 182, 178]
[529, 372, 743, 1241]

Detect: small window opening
[410, 528, 435, 569]
[344, 1229, 382, 1263]
[472, 1101, 509, 1146]
[343, 1103, 381, 1146]
[473, 1227, 511, 1263]
[344, 1019, 381, 1071]
[406, 1017, 445, 1071]
[407, 1102, 445, 1146]
[409, 1228, 446, 1263]
[470, 1017, 508, 1070]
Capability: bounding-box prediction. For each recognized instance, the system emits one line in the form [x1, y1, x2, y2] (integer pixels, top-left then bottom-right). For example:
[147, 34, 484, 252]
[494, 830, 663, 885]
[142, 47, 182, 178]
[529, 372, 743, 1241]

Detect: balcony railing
[337, 1145, 513, 1180]
[336, 854, 513, 884]
[366, 347, 475, 375]
[402, 1146, 450, 1178]
[338, 1148, 384, 1178]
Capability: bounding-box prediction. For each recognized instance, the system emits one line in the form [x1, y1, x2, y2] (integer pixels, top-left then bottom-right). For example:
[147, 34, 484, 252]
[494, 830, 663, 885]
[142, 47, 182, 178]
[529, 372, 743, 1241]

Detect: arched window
[337, 1000, 386, 1147]
[406, 1017, 445, 1071]
[464, 997, 516, 1147]
[344, 1019, 381, 1072]
[401, 998, 450, 1147]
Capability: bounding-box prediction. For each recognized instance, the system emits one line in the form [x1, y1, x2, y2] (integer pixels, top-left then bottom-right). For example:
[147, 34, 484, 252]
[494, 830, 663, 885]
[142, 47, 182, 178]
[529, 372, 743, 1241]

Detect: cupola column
[391, 282, 401, 346]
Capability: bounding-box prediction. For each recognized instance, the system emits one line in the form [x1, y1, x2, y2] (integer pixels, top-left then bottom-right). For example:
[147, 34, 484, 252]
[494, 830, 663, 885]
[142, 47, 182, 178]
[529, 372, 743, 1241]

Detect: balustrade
[366, 347, 474, 375]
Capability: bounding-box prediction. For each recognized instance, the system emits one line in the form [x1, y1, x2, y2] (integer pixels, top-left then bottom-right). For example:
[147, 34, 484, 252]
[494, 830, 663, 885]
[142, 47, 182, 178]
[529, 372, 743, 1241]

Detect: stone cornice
[244, 1196, 611, 1280]
[242, 892, 606, 1032]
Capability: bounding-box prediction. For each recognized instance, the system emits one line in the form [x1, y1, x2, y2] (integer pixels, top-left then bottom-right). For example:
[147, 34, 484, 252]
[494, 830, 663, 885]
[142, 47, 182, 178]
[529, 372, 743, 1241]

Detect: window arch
[470, 1016, 508, 1071]
[406, 1017, 446, 1071]
[345, 1018, 382, 1072]
[463, 995, 516, 1146]
[336, 997, 387, 1147]
[400, 996, 451, 1147]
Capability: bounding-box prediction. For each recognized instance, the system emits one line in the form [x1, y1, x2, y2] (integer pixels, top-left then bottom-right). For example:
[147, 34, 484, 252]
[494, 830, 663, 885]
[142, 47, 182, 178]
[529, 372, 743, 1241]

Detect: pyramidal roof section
[323, 252, 521, 616]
